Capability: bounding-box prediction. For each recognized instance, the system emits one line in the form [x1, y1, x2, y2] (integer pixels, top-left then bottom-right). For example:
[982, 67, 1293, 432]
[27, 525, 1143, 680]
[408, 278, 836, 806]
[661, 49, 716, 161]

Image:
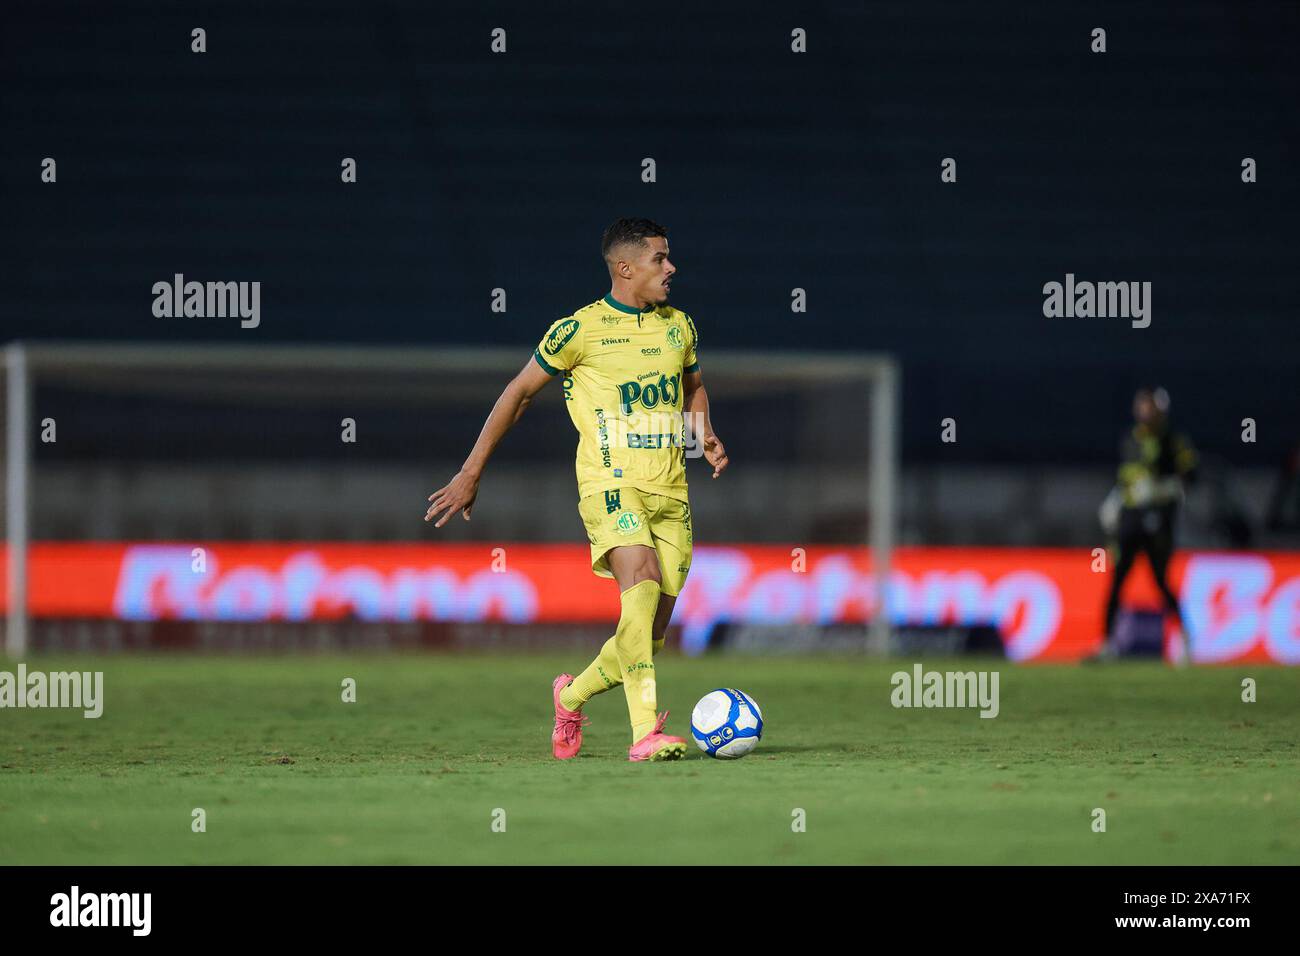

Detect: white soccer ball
[690, 688, 763, 759]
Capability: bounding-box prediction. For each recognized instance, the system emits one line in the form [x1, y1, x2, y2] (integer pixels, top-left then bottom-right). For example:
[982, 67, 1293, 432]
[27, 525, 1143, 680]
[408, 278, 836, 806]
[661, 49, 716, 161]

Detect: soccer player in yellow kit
[424, 218, 729, 761]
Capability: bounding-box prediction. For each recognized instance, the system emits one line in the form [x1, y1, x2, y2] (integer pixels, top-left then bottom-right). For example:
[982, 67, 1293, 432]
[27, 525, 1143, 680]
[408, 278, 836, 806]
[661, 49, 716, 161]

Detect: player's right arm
[424, 356, 554, 527]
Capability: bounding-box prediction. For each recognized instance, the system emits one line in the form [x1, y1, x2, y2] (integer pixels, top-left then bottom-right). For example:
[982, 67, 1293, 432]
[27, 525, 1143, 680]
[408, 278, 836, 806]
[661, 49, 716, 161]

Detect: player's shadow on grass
[749, 744, 838, 755]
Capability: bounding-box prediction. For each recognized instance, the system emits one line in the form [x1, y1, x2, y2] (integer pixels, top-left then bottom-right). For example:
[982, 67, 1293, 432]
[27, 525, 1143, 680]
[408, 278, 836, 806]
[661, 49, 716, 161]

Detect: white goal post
[3, 341, 899, 656]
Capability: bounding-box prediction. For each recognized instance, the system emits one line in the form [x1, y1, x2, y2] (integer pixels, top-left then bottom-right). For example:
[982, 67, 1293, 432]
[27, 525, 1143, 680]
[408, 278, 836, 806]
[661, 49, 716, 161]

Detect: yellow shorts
[578, 488, 693, 597]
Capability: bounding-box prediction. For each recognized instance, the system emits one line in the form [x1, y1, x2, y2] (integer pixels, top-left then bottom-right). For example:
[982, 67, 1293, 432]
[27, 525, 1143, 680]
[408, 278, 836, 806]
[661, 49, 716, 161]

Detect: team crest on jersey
[544, 319, 580, 356]
[615, 512, 642, 535]
[666, 326, 684, 351]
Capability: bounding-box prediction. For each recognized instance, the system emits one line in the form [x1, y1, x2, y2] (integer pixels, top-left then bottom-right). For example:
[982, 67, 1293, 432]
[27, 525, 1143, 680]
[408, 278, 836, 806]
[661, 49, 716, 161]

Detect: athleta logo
[600, 337, 629, 346]
[50, 886, 151, 936]
[617, 372, 681, 415]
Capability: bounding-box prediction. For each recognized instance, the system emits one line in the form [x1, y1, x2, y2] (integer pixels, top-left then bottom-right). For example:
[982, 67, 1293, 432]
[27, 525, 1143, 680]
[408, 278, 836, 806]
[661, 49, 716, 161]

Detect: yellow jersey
[533, 293, 700, 503]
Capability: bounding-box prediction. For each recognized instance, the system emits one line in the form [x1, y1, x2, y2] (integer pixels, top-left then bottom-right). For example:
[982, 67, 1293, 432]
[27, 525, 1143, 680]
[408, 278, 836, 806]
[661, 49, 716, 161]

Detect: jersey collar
[603, 293, 647, 315]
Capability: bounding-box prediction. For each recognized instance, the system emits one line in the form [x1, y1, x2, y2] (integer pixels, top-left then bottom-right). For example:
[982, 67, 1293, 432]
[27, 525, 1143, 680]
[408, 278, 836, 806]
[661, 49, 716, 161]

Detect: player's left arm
[683, 369, 728, 479]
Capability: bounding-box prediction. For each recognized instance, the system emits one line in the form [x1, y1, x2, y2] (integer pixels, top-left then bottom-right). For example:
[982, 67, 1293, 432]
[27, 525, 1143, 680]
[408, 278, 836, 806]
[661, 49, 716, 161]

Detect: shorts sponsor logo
[544, 318, 580, 355]
[604, 489, 622, 514]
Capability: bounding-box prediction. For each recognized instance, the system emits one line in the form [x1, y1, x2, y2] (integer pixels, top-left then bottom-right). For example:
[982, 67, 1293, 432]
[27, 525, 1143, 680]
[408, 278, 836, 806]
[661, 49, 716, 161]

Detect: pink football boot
[627, 711, 687, 762]
[552, 674, 588, 760]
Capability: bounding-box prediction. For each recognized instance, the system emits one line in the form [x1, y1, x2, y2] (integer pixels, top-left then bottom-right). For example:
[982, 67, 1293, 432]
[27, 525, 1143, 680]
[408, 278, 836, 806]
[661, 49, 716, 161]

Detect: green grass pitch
[1, 653, 1296, 865]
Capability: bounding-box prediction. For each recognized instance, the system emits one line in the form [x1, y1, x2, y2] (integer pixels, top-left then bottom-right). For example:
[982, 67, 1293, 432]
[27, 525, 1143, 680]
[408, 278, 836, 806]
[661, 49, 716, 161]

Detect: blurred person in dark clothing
[1266, 441, 1300, 533]
[1097, 387, 1198, 658]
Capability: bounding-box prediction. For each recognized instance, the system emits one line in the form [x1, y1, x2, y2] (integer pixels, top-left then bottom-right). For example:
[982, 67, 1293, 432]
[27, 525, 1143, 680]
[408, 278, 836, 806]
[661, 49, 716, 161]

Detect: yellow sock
[559, 592, 667, 718]
[561, 636, 620, 711]
[615, 579, 661, 741]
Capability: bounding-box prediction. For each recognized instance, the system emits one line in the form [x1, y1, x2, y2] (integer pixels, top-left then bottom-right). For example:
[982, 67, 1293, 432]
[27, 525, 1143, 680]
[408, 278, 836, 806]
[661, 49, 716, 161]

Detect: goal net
[2, 342, 899, 656]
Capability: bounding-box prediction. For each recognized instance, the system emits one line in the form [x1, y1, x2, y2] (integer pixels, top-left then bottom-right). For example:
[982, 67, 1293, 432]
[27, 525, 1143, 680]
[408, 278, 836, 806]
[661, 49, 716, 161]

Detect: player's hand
[702, 432, 729, 479]
[424, 470, 480, 527]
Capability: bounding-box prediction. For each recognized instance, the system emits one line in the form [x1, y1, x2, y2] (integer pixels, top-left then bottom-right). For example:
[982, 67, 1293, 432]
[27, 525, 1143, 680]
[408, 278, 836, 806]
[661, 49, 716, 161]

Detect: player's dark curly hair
[601, 217, 668, 262]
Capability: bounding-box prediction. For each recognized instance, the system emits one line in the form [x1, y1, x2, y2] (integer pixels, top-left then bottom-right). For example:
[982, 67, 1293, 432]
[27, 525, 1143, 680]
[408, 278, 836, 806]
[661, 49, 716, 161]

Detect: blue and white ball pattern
[691, 688, 763, 759]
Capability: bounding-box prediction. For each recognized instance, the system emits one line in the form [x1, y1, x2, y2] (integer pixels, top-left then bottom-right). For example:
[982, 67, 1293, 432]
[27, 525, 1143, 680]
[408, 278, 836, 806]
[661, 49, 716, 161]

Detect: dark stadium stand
[3, 1, 1296, 473]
